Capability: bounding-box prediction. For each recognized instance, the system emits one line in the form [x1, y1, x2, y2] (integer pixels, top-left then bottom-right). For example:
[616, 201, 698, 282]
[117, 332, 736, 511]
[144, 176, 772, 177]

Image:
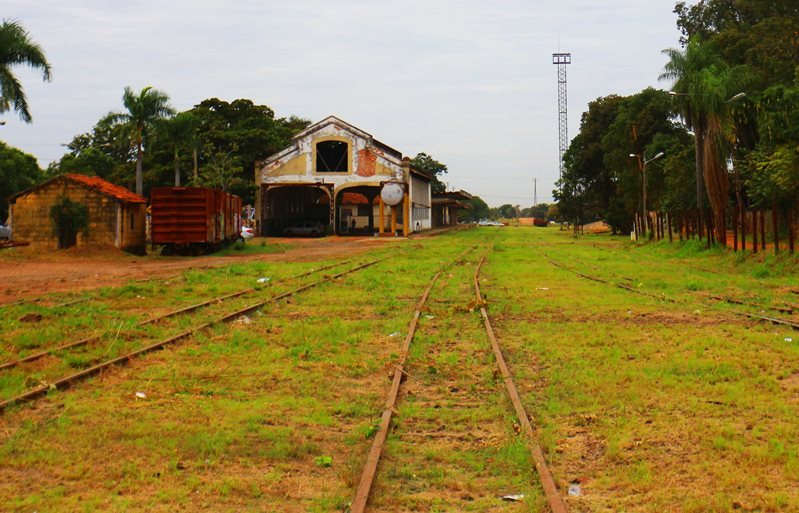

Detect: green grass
[2, 227, 799, 511]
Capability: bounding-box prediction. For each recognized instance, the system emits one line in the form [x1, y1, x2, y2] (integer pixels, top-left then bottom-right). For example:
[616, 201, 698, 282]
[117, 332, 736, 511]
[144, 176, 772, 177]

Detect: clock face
[381, 182, 405, 206]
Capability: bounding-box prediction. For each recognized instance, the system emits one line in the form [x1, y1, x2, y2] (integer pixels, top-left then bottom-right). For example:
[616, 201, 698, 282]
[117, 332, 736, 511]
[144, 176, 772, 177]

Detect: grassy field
[1, 227, 798, 512]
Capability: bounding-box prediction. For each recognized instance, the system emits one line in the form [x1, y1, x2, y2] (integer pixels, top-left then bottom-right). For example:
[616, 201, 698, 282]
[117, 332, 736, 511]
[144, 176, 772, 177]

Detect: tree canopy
[0, 141, 43, 220]
[410, 153, 448, 193]
[0, 19, 51, 123]
[555, 1, 799, 244]
[54, 97, 311, 204]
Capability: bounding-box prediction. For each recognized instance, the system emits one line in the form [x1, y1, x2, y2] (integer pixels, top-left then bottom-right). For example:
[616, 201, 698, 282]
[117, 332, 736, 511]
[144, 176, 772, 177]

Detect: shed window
[316, 141, 348, 172]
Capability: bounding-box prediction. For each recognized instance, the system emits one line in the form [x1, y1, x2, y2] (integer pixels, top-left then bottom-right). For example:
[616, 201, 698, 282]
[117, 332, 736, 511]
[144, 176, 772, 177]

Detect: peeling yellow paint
[266, 154, 306, 176]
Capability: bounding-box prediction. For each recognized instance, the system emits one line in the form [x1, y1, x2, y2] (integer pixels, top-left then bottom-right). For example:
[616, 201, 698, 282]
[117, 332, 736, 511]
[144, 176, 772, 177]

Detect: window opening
[316, 141, 348, 172]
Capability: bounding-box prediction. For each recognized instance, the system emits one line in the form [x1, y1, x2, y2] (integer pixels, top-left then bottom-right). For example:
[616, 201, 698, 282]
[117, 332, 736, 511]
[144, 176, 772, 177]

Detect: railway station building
[255, 116, 432, 236]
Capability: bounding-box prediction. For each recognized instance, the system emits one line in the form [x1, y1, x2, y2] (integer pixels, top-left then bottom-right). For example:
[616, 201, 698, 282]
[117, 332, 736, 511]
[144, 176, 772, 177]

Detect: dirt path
[0, 237, 397, 305]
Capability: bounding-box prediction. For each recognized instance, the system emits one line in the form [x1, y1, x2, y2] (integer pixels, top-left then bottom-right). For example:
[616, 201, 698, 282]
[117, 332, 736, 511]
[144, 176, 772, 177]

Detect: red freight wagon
[150, 187, 242, 254]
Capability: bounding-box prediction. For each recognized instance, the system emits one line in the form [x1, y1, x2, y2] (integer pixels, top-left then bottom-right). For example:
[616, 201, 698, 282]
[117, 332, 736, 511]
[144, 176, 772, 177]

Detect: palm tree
[156, 112, 198, 186]
[660, 39, 732, 244]
[0, 19, 52, 123]
[115, 86, 174, 195]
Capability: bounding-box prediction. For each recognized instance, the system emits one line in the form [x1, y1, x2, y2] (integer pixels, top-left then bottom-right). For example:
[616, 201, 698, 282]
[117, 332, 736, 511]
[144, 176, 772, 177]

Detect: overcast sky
[3, 1, 683, 206]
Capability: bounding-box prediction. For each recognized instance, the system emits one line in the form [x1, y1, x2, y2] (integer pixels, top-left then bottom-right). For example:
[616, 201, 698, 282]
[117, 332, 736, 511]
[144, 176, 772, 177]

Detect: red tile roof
[64, 174, 146, 204]
[340, 192, 379, 205]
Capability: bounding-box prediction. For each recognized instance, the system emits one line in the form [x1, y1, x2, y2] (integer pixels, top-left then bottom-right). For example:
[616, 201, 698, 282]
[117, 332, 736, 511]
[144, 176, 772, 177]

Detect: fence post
[706, 212, 712, 248]
[733, 203, 738, 252]
[667, 213, 673, 243]
[753, 210, 758, 254]
[760, 211, 767, 251]
[789, 206, 795, 255]
[741, 208, 746, 252]
[773, 202, 779, 255]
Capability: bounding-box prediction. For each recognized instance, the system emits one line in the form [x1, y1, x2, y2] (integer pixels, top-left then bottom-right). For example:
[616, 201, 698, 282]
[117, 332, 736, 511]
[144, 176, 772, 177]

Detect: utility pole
[533, 178, 538, 206]
[553, 52, 571, 179]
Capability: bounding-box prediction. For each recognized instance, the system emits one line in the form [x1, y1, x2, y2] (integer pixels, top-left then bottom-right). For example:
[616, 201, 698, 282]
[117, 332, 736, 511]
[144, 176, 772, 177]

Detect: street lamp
[629, 151, 665, 239]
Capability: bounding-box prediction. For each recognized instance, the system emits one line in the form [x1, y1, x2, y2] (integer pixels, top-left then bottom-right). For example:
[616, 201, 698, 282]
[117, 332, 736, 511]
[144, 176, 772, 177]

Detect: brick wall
[10, 178, 145, 253]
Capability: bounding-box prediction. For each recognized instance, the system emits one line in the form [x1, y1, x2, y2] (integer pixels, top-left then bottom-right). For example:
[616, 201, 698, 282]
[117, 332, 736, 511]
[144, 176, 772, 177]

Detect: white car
[0, 224, 10, 240]
[240, 226, 255, 240]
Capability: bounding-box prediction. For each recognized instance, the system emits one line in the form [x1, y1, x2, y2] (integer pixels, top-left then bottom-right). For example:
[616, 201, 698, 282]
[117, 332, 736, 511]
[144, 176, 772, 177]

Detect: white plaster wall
[258, 122, 404, 189]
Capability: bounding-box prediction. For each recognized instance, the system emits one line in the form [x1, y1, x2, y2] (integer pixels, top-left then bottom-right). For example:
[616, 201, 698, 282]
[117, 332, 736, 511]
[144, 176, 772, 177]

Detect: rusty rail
[0, 261, 347, 372]
[0, 259, 382, 413]
[709, 295, 794, 315]
[350, 247, 476, 513]
[547, 257, 799, 331]
[474, 256, 569, 513]
[350, 271, 442, 513]
[547, 257, 675, 303]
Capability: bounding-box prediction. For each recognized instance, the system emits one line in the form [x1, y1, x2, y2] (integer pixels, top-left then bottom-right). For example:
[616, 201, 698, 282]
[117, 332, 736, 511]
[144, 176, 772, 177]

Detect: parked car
[0, 224, 10, 240]
[240, 226, 255, 240]
[283, 221, 325, 237]
[478, 219, 504, 227]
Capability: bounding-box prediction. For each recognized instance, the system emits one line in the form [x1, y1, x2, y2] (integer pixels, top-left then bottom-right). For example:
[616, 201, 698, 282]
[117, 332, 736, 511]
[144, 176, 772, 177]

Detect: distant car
[240, 226, 255, 240]
[284, 221, 325, 237]
[0, 224, 10, 240]
[478, 219, 504, 227]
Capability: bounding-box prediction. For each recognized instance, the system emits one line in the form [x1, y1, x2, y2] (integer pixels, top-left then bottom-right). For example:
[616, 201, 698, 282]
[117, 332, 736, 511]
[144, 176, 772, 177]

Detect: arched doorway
[262, 185, 332, 236]
[334, 185, 382, 236]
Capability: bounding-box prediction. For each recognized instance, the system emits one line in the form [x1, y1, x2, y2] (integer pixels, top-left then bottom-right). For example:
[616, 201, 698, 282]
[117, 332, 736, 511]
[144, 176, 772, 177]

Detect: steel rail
[548, 257, 799, 331]
[53, 297, 91, 308]
[350, 247, 476, 513]
[0, 259, 382, 413]
[562, 254, 794, 315]
[474, 256, 569, 513]
[0, 261, 347, 372]
[709, 295, 794, 315]
[350, 270, 442, 513]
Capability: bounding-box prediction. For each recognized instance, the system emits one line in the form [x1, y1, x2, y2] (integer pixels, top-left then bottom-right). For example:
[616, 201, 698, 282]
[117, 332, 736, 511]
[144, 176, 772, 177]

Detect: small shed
[8, 174, 147, 254]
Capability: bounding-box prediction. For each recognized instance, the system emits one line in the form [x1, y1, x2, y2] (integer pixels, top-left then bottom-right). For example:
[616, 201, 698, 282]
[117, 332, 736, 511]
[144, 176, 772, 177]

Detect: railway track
[0, 258, 383, 413]
[0, 260, 347, 372]
[351, 250, 568, 512]
[563, 253, 795, 315]
[547, 256, 799, 331]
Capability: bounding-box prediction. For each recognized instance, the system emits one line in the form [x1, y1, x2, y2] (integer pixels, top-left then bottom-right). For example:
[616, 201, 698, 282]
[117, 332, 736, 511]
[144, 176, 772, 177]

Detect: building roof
[64, 174, 146, 203]
[432, 190, 473, 201]
[9, 174, 147, 204]
[292, 115, 403, 160]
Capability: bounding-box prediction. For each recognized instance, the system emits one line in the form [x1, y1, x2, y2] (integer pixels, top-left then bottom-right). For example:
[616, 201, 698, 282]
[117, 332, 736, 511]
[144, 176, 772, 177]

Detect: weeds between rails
[547, 257, 799, 331]
[0, 258, 385, 413]
[0, 261, 348, 372]
[563, 254, 795, 315]
[351, 247, 569, 513]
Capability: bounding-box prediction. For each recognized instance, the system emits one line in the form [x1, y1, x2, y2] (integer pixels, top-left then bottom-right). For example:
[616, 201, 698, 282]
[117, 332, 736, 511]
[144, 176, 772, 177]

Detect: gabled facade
[255, 116, 431, 236]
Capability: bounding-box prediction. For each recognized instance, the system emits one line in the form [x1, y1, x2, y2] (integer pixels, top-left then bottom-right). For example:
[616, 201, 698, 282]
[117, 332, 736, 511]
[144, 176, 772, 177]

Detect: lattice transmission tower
[553, 52, 571, 179]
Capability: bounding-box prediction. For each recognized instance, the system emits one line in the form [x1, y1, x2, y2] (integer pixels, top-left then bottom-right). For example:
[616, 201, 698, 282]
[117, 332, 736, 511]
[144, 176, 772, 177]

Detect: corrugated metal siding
[150, 187, 214, 244]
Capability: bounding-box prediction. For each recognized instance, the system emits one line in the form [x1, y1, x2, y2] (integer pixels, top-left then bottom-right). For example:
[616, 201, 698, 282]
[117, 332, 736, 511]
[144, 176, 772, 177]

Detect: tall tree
[410, 153, 448, 193]
[114, 86, 174, 195]
[0, 19, 51, 123]
[660, 39, 726, 237]
[155, 112, 198, 186]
